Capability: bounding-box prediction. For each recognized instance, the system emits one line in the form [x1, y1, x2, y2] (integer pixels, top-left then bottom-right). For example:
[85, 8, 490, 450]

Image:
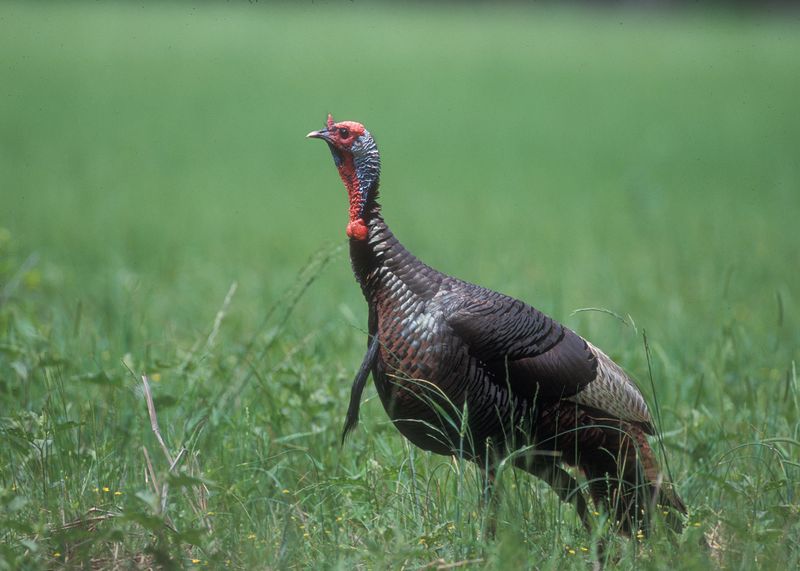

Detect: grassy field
[1, 2, 799, 569]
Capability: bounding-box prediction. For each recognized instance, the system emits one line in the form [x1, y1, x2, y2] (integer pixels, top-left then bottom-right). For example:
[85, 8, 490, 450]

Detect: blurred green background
[1, 2, 799, 569]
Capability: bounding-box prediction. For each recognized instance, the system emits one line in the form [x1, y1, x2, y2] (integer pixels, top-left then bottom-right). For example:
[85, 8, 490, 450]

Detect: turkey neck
[349, 201, 443, 318]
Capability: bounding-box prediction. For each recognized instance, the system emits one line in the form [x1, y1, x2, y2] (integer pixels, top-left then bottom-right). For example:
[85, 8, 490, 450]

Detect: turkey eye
[338, 128, 350, 138]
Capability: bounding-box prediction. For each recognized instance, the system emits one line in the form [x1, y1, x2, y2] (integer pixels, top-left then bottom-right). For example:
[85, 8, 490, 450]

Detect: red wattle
[346, 219, 369, 241]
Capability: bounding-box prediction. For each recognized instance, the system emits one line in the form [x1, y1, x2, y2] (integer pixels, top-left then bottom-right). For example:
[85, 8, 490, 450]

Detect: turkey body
[354, 209, 648, 459]
[308, 116, 685, 536]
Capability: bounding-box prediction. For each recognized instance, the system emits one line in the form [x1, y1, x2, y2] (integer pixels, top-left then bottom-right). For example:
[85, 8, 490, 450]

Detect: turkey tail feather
[580, 422, 686, 535]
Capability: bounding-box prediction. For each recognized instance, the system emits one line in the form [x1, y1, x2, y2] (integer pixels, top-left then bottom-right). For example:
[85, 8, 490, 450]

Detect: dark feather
[447, 292, 597, 400]
[341, 334, 380, 444]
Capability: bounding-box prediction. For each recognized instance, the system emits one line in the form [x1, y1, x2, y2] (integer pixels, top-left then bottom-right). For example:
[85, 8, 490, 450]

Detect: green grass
[1, 2, 799, 569]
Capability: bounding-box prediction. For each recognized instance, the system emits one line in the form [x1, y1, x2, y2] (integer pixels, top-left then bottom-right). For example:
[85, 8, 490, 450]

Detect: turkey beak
[306, 128, 330, 141]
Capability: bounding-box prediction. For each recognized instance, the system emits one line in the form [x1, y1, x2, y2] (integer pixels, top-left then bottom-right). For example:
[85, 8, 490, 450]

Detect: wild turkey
[307, 114, 686, 536]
